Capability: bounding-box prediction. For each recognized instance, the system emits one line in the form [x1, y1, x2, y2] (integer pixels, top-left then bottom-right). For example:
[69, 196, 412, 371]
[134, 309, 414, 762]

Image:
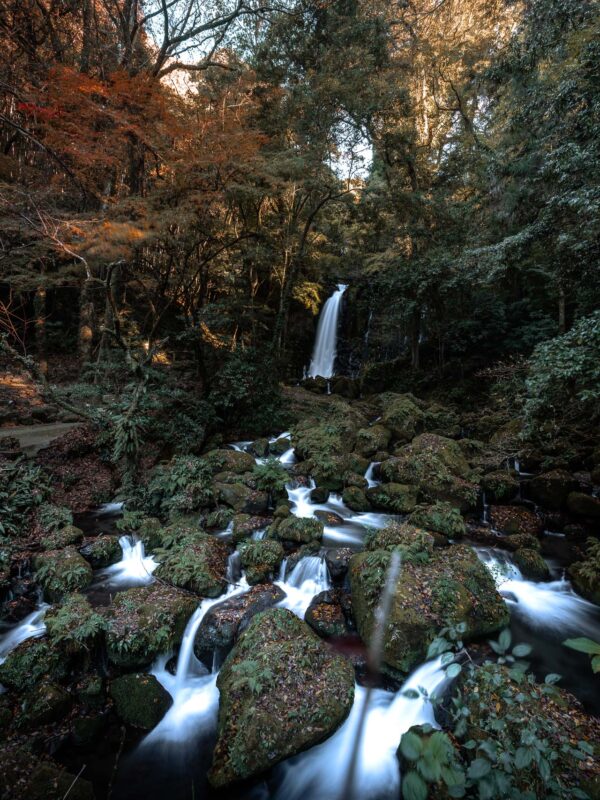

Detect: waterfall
[277, 556, 331, 617]
[364, 462, 381, 489]
[308, 284, 348, 379]
[0, 604, 49, 666]
[99, 535, 158, 587]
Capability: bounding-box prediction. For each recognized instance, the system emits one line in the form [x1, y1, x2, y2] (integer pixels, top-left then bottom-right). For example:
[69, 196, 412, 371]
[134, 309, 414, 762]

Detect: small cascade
[481, 491, 490, 525]
[229, 440, 253, 453]
[0, 604, 49, 666]
[251, 528, 267, 541]
[277, 556, 331, 617]
[278, 448, 297, 466]
[225, 550, 242, 584]
[93, 501, 124, 516]
[272, 657, 447, 800]
[364, 462, 381, 489]
[286, 479, 318, 518]
[99, 535, 158, 587]
[308, 284, 348, 379]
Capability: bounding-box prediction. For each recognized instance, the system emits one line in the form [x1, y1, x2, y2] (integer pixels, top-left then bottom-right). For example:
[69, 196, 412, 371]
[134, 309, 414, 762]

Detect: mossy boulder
[275, 516, 324, 544]
[0, 638, 69, 693]
[379, 393, 425, 443]
[40, 524, 84, 551]
[325, 547, 354, 581]
[269, 436, 291, 456]
[481, 471, 519, 503]
[205, 508, 234, 530]
[205, 448, 255, 475]
[216, 482, 269, 514]
[489, 506, 542, 537]
[350, 543, 509, 674]
[366, 482, 418, 514]
[45, 593, 106, 654]
[408, 502, 466, 540]
[238, 540, 284, 584]
[104, 584, 198, 669]
[342, 485, 371, 512]
[17, 682, 71, 729]
[33, 547, 93, 601]
[79, 534, 122, 568]
[0, 745, 95, 800]
[567, 491, 600, 519]
[232, 514, 269, 543]
[504, 533, 541, 552]
[155, 532, 229, 596]
[569, 539, 600, 604]
[381, 434, 478, 511]
[365, 522, 436, 560]
[209, 608, 355, 787]
[305, 589, 351, 638]
[110, 673, 172, 730]
[354, 424, 392, 458]
[514, 548, 550, 580]
[423, 403, 461, 438]
[529, 470, 578, 510]
[194, 584, 285, 659]
[124, 516, 163, 550]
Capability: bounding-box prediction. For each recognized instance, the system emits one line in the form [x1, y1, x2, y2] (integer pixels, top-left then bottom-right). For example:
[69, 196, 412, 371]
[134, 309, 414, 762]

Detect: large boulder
[379, 393, 424, 443]
[238, 540, 284, 585]
[194, 584, 285, 660]
[350, 539, 509, 675]
[366, 483, 418, 514]
[481, 470, 519, 503]
[209, 608, 354, 787]
[204, 449, 255, 474]
[110, 673, 172, 730]
[155, 532, 229, 596]
[381, 434, 478, 511]
[40, 524, 83, 551]
[408, 502, 465, 541]
[0, 638, 69, 693]
[528, 469, 578, 510]
[104, 584, 198, 669]
[567, 492, 600, 519]
[79, 534, 122, 568]
[569, 539, 600, 604]
[514, 548, 550, 580]
[216, 483, 269, 514]
[325, 547, 354, 582]
[342, 485, 371, 512]
[33, 547, 93, 601]
[489, 506, 542, 537]
[305, 589, 352, 638]
[275, 516, 324, 544]
[354, 425, 392, 458]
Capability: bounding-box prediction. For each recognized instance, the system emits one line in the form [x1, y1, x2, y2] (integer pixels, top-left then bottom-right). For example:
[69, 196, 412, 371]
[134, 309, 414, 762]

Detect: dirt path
[0, 422, 80, 456]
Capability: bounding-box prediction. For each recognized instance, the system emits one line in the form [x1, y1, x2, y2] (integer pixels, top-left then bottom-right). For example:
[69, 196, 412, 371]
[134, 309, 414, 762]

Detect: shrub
[0, 459, 50, 537]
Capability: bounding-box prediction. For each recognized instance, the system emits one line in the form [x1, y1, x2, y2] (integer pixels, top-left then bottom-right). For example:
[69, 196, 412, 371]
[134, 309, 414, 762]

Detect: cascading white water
[476, 548, 600, 637]
[99, 535, 158, 587]
[308, 284, 348, 379]
[364, 462, 381, 489]
[272, 657, 447, 800]
[277, 556, 331, 617]
[0, 604, 49, 666]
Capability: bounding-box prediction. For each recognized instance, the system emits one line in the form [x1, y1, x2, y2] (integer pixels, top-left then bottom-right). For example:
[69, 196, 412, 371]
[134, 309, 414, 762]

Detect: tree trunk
[78, 279, 95, 367]
[33, 286, 47, 375]
[558, 285, 566, 334]
[410, 308, 421, 369]
[80, 0, 93, 73]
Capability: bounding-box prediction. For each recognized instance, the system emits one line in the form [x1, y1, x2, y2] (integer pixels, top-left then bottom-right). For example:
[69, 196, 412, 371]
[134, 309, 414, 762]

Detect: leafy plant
[563, 637, 600, 674]
[45, 593, 106, 653]
[252, 457, 289, 494]
[0, 458, 50, 537]
[230, 659, 275, 696]
[37, 503, 73, 533]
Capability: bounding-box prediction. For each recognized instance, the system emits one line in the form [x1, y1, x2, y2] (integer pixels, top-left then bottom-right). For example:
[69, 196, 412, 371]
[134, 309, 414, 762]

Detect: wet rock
[209, 608, 355, 787]
[156, 532, 229, 596]
[33, 547, 93, 601]
[195, 584, 285, 658]
[569, 539, 600, 604]
[311, 486, 329, 503]
[354, 424, 392, 458]
[238, 540, 284, 584]
[205, 508, 234, 531]
[275, 516, 324, 544]
[250, 438, 270, 457]
[503, 533, 541, 552]
[232, 514, 270, 543]
[528, 469, 578, 510]
[110, 673, 172, 730]
[0, 745, 95, 800]
[305, 589, 352, 638]
[204, 448, 256, 474]
[330, 376, 360, 398]
[125, 516, 163, 550]
[489, 505, 542, 537]
[480, 470, 519, 503]
[408, 501, 466, 540]
[79, 534, 122, 568]
[567, 491, 600, 519]
[513, 548, 550, 580]
[0, 639, 69, 693]
[350, 541, 509, 675]
[325, 547, 354, 581]
[314, 509, 344, 526]
[269, 436, 291, 456]
[302, 376, 328, 394]
[17, 683, 71, 729]
[342, 485, 371, 512]
[366, 482, 417, 513]
[380, 393, 425, 444]
[216, 483, 269, 514]
[104, 584, 198, 669]
[40, 523, 84, 550]
[281, 542, 322, 575]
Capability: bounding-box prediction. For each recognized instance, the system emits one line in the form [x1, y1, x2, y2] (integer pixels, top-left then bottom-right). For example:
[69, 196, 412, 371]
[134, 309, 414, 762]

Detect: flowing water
[0, 603, 49, 667]
[308, 284, 348, 379]
[364, 462, 381, 489]
[96, 535, 158, 588]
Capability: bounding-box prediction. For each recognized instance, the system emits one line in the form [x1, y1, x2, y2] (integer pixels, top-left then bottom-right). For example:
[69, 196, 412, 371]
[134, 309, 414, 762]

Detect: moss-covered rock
[40, 524, 84, 551]
[569, 538, 600, 604]
[205, 508, 234, 530]
[104, 584, 198, 668]
[0, 638, 69, 693]
[33, 547, 93, 601]
[567, 491, 600, 519]
[16, 682, 71, 729]
[79, 534, 122, 568]
[305, 589, 351, 638]
[365, 522, 435, 560]
[216, 482, 269, 514]
[110, 673, 172, 730]
[238, 540, 284, 584]
[504, 533, 541, 552]
[379, 393, 425, 443]
[350, 543, 509, 674]
[269, 436, 291, 456]
[354, 424, 392, 458]
[0, 745, 95, 800]
[514, 548, 550, 580]
[232, 514, 269, 543]
[194, 584, 285, 659]
[366, 482, 418, 513]
[205, 448, 256, 475]
[209, 608, 355, 787]
[408, 502, 466, 540]
[155, 532, 229, 596]
[119, 515, 164, 550]
[381, 434, 478, 511]
[481, 470, 519, 503]
[489, 506, 542, 537]
[45, 593, 106, 654]
[342, 485, 371, 512]
[423, 403, 461, 438]
[528, 469, 578, 510]
[275, 515, 324, 544]
[325, 547, 354, 582]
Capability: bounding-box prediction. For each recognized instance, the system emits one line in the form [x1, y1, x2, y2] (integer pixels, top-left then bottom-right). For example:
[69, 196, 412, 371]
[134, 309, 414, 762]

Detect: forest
[0, 0, 599, 798]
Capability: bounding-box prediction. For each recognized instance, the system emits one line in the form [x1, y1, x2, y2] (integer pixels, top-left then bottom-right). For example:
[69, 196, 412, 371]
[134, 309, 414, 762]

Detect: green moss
[408, 501, 466, 540]
[0, 638, 69, 693]
[569, 538, 600, 604]
[379, 393, 424, 443]
[79, 534, 122, 568]
[342, 485, 371, 511]
[33, 547, 93, 601]
[45, 593, 106, 653]
[480, 470, 519, 502]
[275, 516, 324, 543]
[155, 531, 229, 596]
[40, 523, 83, 551]
[238, 540, 284, 585]
[366, 482, 418, 513]
[110, 673, 172, 729]
[513, 548, 550, 580]
[354, 424, 391, 458]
